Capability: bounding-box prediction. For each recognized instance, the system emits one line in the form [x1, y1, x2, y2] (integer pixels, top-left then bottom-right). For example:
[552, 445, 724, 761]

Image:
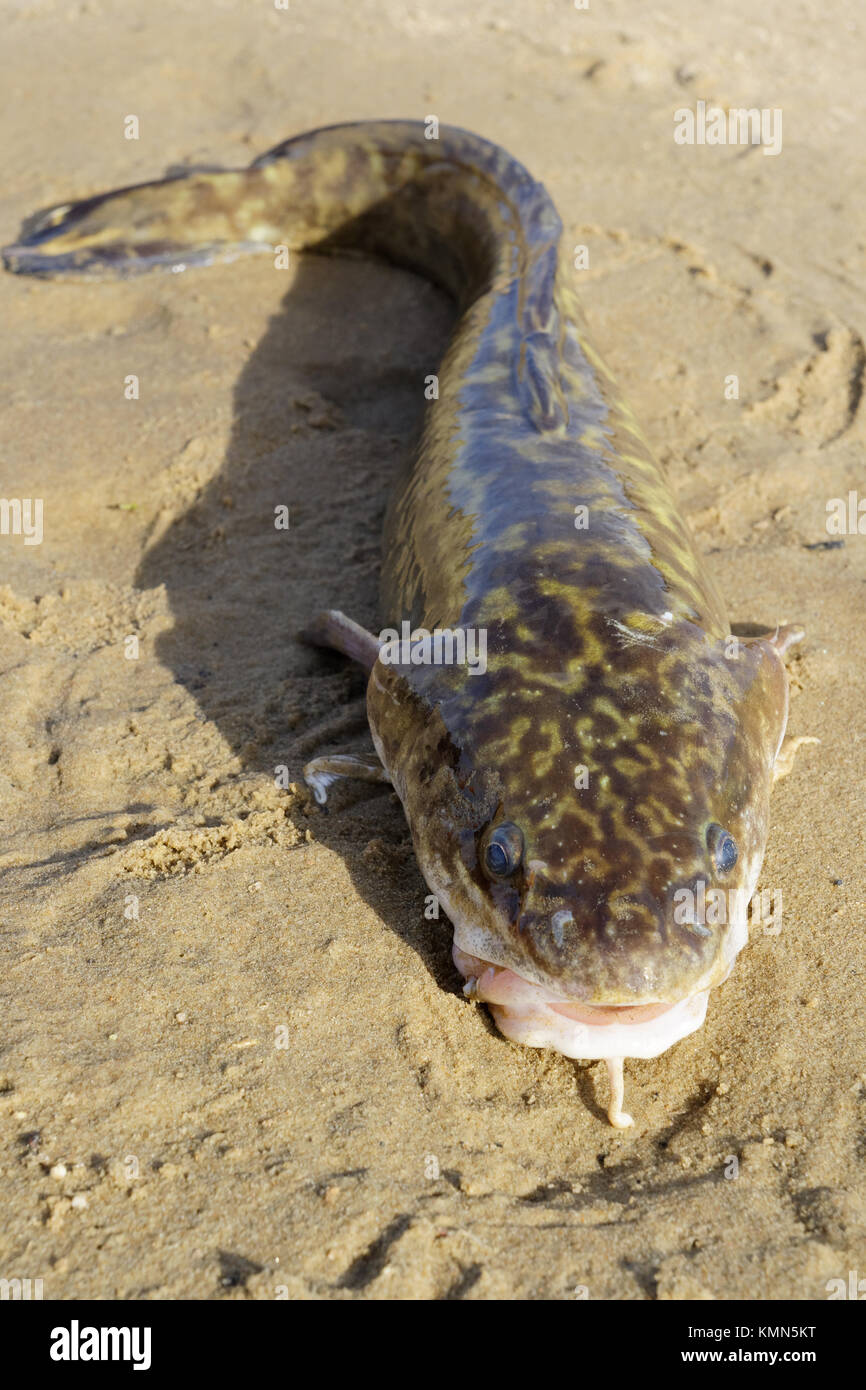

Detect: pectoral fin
[741, 624, 817, 782]
[303, 751, 390, 806]
[773, 734, 820, 783]
[299, 609, 380, 671]
[766, 623, 806, 657]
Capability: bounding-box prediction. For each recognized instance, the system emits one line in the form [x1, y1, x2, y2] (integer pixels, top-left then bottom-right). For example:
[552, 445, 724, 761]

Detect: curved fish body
[3, 122, 809, 1126]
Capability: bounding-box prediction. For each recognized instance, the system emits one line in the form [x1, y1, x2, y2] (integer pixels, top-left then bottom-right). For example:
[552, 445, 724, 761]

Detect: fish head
[367, 622, 792, 1058]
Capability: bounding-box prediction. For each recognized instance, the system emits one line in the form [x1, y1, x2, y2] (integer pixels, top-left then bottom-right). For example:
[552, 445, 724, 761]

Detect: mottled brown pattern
[3, 120, 793, 1005]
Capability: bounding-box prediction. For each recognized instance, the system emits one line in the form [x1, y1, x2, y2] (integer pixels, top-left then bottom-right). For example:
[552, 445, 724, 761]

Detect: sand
[1, 0, 864, 1300]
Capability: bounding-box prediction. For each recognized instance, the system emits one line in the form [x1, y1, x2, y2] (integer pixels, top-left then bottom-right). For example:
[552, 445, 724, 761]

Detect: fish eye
[707, 822, 738, 874]
[482, 822, 524, 879]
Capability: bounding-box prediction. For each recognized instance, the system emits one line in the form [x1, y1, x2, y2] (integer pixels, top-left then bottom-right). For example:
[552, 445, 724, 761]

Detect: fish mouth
[452, 945, 710, 1062]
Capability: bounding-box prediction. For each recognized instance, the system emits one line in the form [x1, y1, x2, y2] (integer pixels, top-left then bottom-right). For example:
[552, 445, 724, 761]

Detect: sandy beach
[1, 0, 864, 1299]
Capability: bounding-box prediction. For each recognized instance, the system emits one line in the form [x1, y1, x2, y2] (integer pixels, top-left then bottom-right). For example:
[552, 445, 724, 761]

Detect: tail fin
[2, 170, 275, 278]
[2, 120, 556, 300]
[2, 120, 573, 430]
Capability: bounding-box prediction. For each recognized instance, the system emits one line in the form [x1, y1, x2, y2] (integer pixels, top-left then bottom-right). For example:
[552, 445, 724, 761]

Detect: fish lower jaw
[453, 944, 709, 1063]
